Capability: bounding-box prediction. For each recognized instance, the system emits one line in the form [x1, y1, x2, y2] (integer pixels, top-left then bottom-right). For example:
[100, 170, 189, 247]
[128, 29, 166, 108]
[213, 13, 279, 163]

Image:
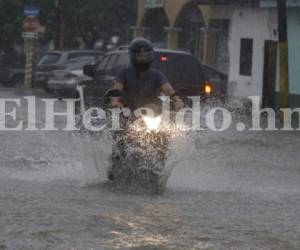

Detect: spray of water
[0, 130, 111, 185]
[1, 100, 298, 196]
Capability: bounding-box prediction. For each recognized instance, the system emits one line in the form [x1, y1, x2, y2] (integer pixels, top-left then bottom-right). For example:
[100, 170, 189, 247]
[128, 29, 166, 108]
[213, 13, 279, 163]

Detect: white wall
[228, 8, 277, 98]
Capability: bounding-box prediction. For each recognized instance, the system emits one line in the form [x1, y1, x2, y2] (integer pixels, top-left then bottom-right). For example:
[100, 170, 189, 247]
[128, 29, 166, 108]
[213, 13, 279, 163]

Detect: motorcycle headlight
[142, 116, 162, 131]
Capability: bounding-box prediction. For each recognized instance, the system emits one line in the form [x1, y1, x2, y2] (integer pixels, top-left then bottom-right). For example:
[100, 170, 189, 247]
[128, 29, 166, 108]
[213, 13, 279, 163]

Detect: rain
[0, 0, 299, 249]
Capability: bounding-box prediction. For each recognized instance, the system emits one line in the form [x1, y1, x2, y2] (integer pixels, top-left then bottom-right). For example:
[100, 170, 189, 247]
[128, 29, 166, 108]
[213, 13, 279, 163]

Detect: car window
[38, 53, 61, 65]
[105, 55, 118, 72]
[115, 53, 129, 68]
[66, 58, 95, 70]
[67, 56, 95, 64]
[96, 55, 110, 71]
[203, 66, 219, 79]
[68, 52, 99, 60]
[112, 53, 129, 74]
[95, 55, 104, 64]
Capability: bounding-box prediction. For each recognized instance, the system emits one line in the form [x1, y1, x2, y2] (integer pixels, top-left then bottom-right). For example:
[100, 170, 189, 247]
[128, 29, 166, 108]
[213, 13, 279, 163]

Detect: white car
[47, 57, 98, 98]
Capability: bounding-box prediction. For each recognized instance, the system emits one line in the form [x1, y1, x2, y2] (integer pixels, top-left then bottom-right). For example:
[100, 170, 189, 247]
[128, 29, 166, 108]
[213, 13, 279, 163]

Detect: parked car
[47, 57, 97, 98]
[0, 53, 25, 87]
[202, 64, 228, 99]
[35, 50, 103, 89]
[79, 48, 227, 108]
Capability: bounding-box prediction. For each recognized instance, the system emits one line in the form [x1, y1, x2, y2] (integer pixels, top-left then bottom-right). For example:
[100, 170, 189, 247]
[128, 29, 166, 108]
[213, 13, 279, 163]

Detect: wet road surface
[0, 88, 299, 250]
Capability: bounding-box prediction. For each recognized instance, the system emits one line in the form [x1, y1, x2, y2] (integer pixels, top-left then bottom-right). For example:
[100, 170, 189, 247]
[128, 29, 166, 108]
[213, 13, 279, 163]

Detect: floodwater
[0, 89, 299, 250]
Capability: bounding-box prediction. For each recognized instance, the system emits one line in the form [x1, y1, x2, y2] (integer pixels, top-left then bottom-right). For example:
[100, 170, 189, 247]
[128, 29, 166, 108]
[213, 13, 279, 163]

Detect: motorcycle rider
[110, 37, 184, 111]
[107, 38, 184, 181]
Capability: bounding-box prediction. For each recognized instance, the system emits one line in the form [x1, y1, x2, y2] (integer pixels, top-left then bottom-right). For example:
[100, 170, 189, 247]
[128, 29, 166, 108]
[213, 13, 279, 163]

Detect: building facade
[227, 6, 278, 99]
[134, 0, 233, 73]
[135, 0, 300, 107]
[228, 0, 300, 107]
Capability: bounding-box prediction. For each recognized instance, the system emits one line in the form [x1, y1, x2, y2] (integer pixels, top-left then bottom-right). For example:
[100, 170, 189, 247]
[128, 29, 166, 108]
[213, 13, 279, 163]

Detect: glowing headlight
[142, 116, 162, 131]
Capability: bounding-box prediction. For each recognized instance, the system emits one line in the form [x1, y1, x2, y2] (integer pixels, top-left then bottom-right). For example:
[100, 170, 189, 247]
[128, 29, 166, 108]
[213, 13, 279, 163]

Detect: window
[106, 55, 118, 72]
[68, 52, 98, 60]
[97, 55, 110, 71]
[239, 38, 253, 76]
[66, 58, 95, 70]
[38, 53, 61, 65]
[112, 53, 130, 75]
[209, 19, 230, 73]
[203, 66, 219, 79]
[115, 53, 129, 68]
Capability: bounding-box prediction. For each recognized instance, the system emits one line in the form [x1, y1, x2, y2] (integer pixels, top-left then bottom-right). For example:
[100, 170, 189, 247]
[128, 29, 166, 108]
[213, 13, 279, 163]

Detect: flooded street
[1, 0, 300, 248]
[0, 89, 299, 250]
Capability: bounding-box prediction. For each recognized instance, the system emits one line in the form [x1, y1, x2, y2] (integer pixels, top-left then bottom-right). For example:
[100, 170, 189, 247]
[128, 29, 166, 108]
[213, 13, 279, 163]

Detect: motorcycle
[105, 90, 173, 194]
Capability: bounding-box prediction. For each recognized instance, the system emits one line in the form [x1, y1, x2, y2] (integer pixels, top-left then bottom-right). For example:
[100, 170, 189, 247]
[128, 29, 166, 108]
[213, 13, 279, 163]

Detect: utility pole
[277, 0, 289, 109]
[23, 9, 40, 89]
[54, 0, 64, 50]
[24, 37, 34, 89]
[58, 7, 64, 49]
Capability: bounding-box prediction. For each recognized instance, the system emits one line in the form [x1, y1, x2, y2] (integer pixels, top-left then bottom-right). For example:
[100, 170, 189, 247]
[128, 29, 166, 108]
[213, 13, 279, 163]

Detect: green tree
[0, 0, 24, 53]
[62, 0, 137, 48]
[0, 0, 55, 52]
[0, 0, 137, 52]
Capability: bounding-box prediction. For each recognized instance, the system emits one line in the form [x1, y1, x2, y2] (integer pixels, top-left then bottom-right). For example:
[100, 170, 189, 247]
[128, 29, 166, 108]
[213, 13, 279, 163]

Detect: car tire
[11, 75, 24, 88]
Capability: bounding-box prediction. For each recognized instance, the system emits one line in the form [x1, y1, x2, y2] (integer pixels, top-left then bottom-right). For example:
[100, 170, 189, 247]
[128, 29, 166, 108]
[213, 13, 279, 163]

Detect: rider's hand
[111, 100, 124, 108]
[110, 96, 124, 109]
[173, 98, 184, 111]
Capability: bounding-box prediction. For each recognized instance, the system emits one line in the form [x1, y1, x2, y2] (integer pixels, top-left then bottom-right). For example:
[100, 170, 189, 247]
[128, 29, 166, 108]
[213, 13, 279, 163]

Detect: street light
[54, 0, 64, 49]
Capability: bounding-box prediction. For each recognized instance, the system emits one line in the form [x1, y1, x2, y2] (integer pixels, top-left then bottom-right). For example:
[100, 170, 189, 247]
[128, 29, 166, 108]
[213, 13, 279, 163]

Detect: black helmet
[129, 38, 154, 72]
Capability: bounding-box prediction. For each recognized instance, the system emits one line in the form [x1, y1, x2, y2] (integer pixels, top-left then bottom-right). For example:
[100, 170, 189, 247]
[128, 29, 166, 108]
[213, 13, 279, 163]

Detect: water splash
[0, 130, 112, 185]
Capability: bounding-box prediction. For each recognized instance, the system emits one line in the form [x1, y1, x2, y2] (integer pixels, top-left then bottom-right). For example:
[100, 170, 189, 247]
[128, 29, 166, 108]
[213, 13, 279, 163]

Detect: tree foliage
[0, 0, 25, 52]
[0, 0, 137, 52]
[64, 0, 137, 48]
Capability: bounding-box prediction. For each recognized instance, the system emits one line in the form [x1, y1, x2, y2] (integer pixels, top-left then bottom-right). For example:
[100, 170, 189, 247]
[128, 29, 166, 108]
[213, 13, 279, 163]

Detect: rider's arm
[156, 70, 183, 110]
[161, 83, 181, 101]
[161, 83, 184, 111]
[111, 66, 126, 108]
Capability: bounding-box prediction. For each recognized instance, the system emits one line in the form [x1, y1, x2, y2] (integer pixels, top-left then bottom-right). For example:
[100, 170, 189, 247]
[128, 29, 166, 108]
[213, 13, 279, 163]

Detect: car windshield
[65, 57, 95, 70]
[38, 53, 61, 65]
[68, 52, 101, 60]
